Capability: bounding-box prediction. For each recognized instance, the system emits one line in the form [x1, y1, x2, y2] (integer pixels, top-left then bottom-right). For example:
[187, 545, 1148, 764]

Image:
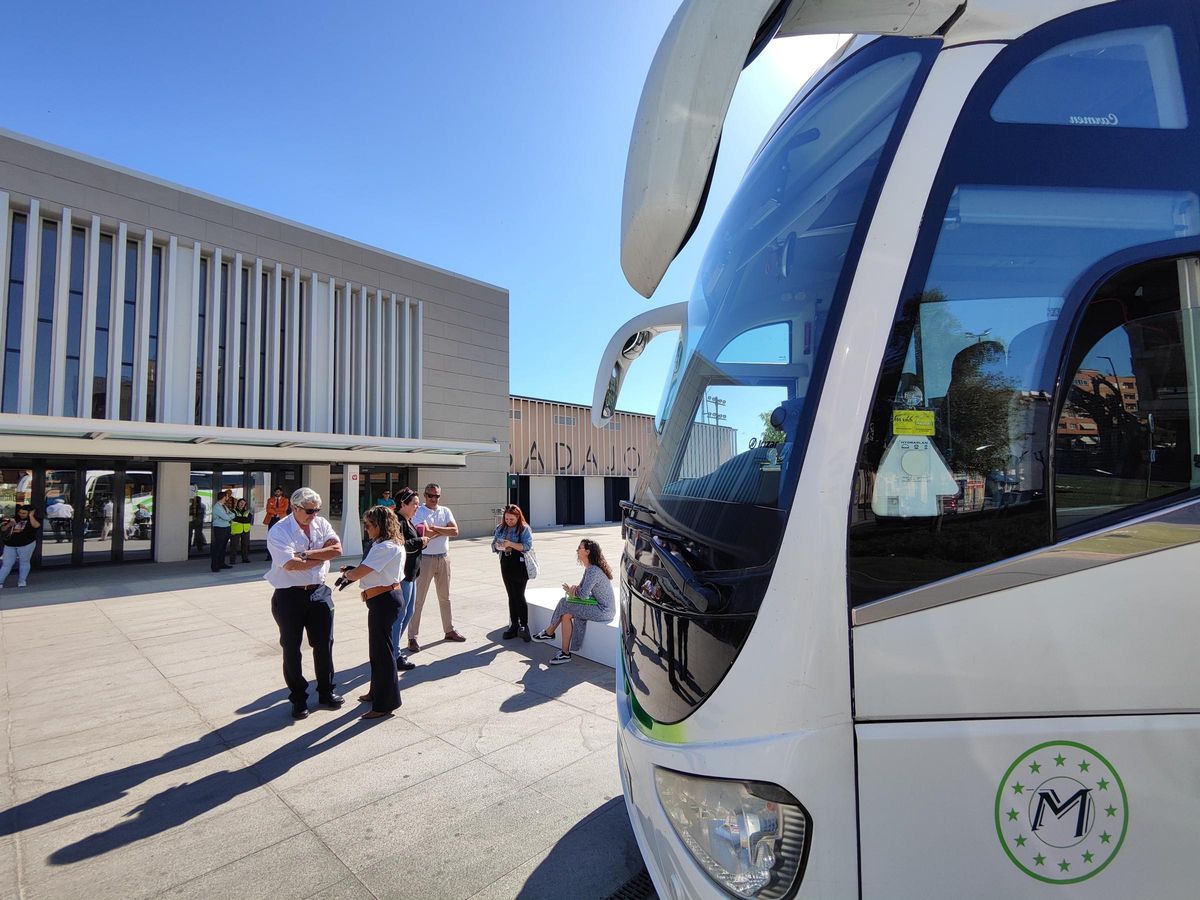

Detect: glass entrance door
[82, 467, 117, 562]
[41, 468, 78, 566]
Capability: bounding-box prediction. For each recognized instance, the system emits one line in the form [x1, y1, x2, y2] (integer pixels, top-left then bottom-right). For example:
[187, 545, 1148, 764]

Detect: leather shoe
[444, 629, 467, 642]
[358, 693, 373, 702]
[291, 704, 309, 720]
[318, 694, 345, 709]
[407, 638, 420, 653]
[502, 625, 519, 639]
[519, 625, 531, 643]
[397, 656, 416, 671]
[361, 710, 393, 720]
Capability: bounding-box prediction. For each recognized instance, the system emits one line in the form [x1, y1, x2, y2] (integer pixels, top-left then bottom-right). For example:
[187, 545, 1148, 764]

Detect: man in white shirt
[265, 486, 345, 719]
[46, 500, 74, 543]
[408, 482, 464, 650]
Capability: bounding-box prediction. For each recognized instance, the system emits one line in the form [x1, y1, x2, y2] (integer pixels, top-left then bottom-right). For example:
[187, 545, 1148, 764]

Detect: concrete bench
[525, 586, 619, 668]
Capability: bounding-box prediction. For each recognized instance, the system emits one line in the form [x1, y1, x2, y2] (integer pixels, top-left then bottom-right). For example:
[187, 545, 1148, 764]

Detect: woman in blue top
[532, 539, 614, 665]
[491, 504, 533, 641]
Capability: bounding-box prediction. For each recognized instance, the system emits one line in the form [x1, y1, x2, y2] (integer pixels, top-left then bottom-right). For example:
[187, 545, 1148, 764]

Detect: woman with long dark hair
[0, 504, 41, 589]
[531, 538, 614, 664]
[338, 505, 405, 719]
[392, 487, 427, 670]
[492, 504, 534, 641]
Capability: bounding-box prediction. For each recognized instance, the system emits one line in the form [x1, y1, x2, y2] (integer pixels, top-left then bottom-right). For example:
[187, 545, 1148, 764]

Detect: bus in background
[598, 0, 1200, 896]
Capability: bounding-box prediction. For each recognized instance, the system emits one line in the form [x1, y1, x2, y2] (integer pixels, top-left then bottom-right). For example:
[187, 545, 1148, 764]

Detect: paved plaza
[0, 523, 650, 899]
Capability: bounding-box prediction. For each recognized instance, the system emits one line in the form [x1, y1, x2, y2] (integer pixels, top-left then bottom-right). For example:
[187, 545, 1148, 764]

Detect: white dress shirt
[359, 540, 406, 589]
[413, 504, 455, 555]
[265, 513, 339, 589]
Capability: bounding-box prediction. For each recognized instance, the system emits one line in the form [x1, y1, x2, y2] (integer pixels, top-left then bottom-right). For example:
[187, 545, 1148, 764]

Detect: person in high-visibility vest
[229, 497, 252, 564]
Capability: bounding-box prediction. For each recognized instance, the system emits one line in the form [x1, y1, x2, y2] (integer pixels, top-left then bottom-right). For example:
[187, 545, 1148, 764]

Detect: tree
[759, 411, 786, 445]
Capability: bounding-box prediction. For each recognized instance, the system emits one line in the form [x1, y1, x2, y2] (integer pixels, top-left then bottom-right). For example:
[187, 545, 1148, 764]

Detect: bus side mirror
[592, 301, 687, 428]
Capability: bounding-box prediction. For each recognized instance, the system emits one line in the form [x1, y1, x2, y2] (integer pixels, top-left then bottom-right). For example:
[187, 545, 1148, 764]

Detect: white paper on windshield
[871, 435, 959, 518]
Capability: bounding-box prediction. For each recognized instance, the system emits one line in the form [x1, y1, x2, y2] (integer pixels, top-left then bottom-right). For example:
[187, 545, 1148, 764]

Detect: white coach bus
[595, 0, 1200, 896]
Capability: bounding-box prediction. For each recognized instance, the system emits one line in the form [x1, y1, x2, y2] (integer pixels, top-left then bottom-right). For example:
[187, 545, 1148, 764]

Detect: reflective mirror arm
[591, 301, 688, 429]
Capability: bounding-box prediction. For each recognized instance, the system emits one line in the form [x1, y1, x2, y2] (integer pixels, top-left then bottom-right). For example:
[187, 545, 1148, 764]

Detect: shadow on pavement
[0, 559, 277, 610]
[399, 627, 617, 714]
[514, 798, 647, 899]
[1, 665, 373, 864]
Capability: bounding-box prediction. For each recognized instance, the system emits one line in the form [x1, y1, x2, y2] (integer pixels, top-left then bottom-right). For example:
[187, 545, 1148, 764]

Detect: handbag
[523, 548, 539, 580]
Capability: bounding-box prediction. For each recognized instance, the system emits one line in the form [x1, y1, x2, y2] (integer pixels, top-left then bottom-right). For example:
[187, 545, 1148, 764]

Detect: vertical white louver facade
[1, 200, 430, 441]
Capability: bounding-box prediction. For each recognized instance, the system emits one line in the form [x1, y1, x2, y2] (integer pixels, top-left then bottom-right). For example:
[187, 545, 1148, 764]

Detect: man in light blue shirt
[211, 490, 235, 572]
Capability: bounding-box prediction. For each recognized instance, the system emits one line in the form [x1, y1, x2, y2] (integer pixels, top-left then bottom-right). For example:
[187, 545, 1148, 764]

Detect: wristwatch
[299, 551, 309, 562]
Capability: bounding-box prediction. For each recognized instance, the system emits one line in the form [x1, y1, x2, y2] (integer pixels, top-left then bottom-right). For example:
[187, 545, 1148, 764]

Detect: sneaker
[17, 583, 27, 588]
[501, 625, 519, 640]
[444, 630, 467, 642]
[531, 630, 555, 643]
[549, 651, 572, 665]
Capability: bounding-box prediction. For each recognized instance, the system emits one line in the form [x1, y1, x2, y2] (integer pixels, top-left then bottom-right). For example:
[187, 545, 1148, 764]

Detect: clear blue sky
[2, 1, 842, 418]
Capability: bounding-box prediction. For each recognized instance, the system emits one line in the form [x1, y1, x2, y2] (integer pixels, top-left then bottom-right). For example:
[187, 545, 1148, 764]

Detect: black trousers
[229, 531, 250, 562]
[211, 526, 230, 571]
[271, 586, 336, 705]
[366, 590, 402, 713]
[499, 552, 529, 627]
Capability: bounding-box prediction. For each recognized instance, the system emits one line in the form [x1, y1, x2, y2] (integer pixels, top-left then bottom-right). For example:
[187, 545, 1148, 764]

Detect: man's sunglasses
[296, 506, 321, 516]
[425, 493, 441, 499]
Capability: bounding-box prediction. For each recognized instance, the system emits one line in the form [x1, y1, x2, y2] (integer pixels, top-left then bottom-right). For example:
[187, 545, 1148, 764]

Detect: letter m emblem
[1031, 788, 1092, 839]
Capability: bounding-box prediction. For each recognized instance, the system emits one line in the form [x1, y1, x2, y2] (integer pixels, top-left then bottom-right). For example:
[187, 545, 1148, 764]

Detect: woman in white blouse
[338, 505, 406, 720]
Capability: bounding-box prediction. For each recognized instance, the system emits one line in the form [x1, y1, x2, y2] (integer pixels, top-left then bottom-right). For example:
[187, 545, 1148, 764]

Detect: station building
[507, 395, 657, 528]
[0, 129, 507, 571]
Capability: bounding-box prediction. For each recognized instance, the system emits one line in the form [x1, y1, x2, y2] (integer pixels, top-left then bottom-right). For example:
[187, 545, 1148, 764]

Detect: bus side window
[991, 25, 1188, 130]
[1054, 257, 1200, 531]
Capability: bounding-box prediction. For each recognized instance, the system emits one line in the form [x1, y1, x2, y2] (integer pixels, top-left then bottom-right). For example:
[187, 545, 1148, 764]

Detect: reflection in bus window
[1055, 258, 1200, 530]
[849, 186, 1200, 606]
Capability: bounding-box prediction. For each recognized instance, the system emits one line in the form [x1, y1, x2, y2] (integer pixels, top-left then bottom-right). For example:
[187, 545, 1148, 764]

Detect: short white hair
[291, 487, 321, 509]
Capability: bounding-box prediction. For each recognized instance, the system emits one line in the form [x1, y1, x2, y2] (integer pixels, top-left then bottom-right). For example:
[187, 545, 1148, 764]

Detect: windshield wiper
[650, 534, 720, 614]
[620, 499, 656, 518]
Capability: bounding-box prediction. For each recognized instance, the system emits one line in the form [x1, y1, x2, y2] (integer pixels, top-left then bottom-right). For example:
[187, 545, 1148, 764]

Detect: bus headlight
[654, 768, 810, 899]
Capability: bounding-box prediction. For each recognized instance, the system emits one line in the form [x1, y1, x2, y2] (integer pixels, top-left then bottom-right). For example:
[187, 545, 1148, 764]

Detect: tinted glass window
[849, 187, 1200, 605]
[2, 213, 27, 413]
[1056, 257, 1200, 530]
[992, 25, 1187, 129]
[92, 234, 113, 419]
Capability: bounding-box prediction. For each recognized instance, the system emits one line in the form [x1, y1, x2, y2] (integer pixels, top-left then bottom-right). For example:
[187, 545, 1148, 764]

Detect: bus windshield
[637, 39, 932, 573]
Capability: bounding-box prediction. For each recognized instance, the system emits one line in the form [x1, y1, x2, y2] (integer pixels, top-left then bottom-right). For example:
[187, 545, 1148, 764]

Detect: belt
[282, 583, 322, 592]
[362, 583, 402, 601]
[423, 552, 447, 558]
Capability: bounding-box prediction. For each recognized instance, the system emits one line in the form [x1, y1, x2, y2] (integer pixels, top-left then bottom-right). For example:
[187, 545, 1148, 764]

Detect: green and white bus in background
[597, 0, 1200, 896]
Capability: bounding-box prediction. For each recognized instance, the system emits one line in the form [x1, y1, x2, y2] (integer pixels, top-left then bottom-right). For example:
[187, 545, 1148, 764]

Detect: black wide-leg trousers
[271, 586, 336, 705]
[211, 526, 230, 571]
[499, 553, 529, 627]
[366, 590, 402, 713]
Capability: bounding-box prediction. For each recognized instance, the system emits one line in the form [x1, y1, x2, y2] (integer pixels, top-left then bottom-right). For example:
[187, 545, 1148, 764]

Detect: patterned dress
[548, 564, 615, 650]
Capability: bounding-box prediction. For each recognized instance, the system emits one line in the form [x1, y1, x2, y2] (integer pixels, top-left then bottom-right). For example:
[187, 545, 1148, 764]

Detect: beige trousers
[410, 555, 453, 637]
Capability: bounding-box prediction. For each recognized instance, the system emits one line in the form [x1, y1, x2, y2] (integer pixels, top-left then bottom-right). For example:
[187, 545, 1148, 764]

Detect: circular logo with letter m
[994, 740, 1128, 884]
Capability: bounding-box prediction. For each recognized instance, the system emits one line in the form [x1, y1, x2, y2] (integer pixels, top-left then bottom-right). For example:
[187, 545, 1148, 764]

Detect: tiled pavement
[0, 523, 647, 899]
